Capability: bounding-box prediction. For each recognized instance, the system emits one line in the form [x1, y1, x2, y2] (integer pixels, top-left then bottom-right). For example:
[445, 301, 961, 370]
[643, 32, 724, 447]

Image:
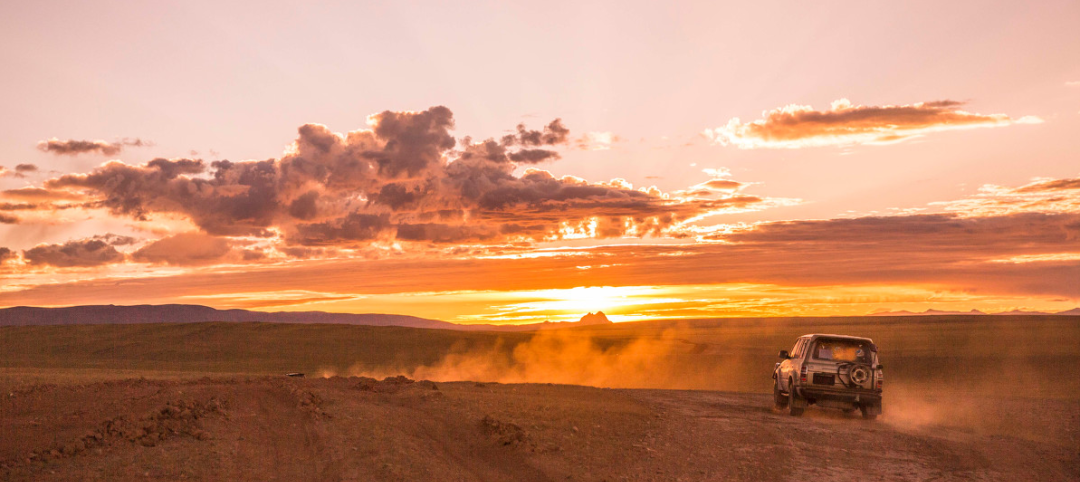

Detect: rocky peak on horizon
[578, 311, 612, 325]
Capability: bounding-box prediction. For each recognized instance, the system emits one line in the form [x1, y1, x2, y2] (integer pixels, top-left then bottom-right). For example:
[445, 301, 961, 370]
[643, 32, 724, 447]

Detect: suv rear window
[812, 339, 871, 363]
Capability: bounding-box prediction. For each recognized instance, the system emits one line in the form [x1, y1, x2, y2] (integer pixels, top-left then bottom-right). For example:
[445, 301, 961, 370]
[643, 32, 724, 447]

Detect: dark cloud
[241, 249, 266, 261]
[22, 234, 134, 268]
[1016, 177, 1080, 193]
[937, 176, 1080, 216]
[396, 223, 498, 244]
[42, 107, 766, 248]
[508, 148, 560, 164]
[132, 232, 233, 266]
[1, 187, 87, 202]
[698, 179, 744, 191]
[278, 246, 325, 259]
[4, 210, 1077, 308]
[502, 119, 570, 147]
[366, 106, 457, 178]
[47, 158, 281, 236]
[0, 247, 14, 263]
[37, 138, 150, 156]
[291, 213, 392, 246]
[0, 213, 17, 224]
[0, 164, 39, 179]
[1, 202, 40, 211]
[287, 190, 321, 220]
[707, 99, 1042, 148]
[714, 212, 1079, 253]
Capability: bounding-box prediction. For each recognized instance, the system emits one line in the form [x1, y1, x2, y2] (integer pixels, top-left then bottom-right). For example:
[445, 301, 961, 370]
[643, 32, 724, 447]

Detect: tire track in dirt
[628, 389, 1078, 481]
[3, 377, 1077, 481]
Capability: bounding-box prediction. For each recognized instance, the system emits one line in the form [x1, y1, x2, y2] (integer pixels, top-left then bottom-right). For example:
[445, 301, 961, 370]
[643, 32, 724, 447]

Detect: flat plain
[2, 315, 1078, 480]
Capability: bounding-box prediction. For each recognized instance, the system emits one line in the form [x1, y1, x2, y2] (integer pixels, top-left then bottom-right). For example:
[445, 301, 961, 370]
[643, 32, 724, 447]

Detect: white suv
[773, 334, 883, 419]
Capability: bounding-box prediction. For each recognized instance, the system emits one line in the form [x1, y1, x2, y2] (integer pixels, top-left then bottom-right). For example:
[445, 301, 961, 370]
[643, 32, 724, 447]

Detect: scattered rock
[480, 415, 529, 447]
[287, 386, 331, 419]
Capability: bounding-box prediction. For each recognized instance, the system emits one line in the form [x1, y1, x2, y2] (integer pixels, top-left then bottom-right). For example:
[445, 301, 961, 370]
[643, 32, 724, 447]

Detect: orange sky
[1, 2, 1078, 323]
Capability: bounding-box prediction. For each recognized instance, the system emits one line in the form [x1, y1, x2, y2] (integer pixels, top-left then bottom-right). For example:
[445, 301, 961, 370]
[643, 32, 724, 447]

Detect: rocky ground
[2, 375, 1076, 481]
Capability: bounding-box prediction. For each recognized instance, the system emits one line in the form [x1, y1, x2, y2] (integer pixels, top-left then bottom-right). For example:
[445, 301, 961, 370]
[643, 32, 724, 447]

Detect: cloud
[575, 131, 620, 151]
[705, 99, 1042, 149]
[2, 173, 1077, 314]
[0, 187, 86, 202]
[291, 213, 393, 246]
[37, 138, 150, 156]
[43, 107, 774, 249]
[1066, 81, 1080, 87]
[0, 164, 38, 179]
[0, 247, 14, 264]
[131, 232, 233, 266]
[22, 234, 134, 268]
[935, 176, 1080, 215]
[1014, 177, 1080, 193]
[715, 212, 1078, 253]
[0, 186, 90, 224]
[696, 179, 744, 192]
[3, 209, 1077, 309]
[500, 119, 570, 147]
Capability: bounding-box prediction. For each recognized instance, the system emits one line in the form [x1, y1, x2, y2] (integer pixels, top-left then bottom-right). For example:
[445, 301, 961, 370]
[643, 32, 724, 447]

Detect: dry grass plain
[2, 315, 1078, 480]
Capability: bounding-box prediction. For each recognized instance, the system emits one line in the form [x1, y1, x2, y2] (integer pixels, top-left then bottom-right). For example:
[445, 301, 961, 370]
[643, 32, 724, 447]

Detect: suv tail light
[876, 379, 883, 390]
[800, 366, 807, 383]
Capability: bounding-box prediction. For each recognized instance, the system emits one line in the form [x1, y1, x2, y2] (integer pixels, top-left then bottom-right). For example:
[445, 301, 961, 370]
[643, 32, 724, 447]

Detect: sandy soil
[2, 376, 1076, 481]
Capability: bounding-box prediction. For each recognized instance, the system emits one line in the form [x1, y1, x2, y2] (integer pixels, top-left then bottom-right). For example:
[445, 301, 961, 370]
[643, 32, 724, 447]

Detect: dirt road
[2, 376, 1076, 481]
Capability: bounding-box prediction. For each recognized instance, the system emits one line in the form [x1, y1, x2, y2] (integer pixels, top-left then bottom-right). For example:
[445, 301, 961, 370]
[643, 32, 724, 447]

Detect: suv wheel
[788, 378, 804, 417]
[773, 378, 788, 410]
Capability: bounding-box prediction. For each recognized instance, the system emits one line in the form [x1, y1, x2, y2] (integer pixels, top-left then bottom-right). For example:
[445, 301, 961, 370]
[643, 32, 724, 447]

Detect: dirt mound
[352, 375, 438, 394]
[479, 415, 530, 447]
[1, 396, 226, 473]
[287, 385, 330, 418]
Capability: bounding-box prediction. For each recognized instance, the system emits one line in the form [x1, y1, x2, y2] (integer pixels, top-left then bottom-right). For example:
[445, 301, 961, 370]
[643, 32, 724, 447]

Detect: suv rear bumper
[797, 386, 881, 405]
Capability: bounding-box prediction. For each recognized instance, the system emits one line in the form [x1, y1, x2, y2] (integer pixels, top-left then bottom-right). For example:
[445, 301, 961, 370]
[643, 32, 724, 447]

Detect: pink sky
[1, 1, 1078, 322]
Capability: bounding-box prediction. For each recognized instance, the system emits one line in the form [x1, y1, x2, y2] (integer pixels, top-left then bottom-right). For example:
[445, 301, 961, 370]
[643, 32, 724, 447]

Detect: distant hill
[996, 309, 1053, 316]
[870, 309, 986, 316]
[477, 310, 615, 332]
[0, 304, 458, 330]
[5, 304, 1075, 331]
[870, 308, 1079, 316]
[0, 304, 620, 331]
